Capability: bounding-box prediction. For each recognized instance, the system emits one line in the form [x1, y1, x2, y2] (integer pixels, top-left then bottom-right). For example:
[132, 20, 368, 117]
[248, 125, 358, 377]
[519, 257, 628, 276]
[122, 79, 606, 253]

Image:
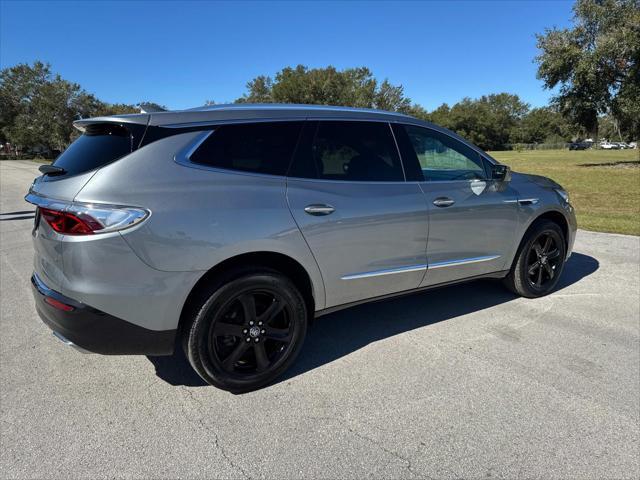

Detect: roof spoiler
[73, 114, 150, 132]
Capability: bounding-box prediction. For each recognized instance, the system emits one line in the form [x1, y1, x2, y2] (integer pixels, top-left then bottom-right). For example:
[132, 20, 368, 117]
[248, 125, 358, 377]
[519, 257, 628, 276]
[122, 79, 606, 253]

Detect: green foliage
[236, 65, 418, 114]
[236, 67, 575, 150]
[535, 0, 640, 139]
[0, 62, 140, 153]
[0, 61, 95, 150]
[430, 93, 531, 150]
[512, 107, 576, 143]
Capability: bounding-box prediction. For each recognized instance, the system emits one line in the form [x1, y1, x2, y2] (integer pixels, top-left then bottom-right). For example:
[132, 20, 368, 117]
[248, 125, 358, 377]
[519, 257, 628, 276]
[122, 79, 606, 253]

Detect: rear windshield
[50, 124, 133, 178]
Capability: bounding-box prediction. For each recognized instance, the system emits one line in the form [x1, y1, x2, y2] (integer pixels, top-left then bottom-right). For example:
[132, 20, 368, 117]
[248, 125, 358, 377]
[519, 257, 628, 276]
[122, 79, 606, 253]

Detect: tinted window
[289, 121, 404, 182]
[50, 124, 133, 178]
[190, 122, 303, 176]
[403, 125, 486, 181]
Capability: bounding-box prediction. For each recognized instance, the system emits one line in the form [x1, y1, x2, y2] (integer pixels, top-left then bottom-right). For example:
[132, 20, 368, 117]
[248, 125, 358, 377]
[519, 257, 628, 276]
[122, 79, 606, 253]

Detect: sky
[0, 0, 575, 111]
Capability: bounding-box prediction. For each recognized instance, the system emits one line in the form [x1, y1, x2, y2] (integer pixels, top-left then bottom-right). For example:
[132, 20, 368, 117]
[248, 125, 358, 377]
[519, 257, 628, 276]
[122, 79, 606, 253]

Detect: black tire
[183, 268, 307, 392]
[504, 220, 566, 298]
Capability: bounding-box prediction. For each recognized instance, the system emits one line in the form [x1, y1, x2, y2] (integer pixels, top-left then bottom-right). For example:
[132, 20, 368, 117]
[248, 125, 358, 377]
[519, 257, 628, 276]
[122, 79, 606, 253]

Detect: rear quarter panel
[73, 131, 326, 310]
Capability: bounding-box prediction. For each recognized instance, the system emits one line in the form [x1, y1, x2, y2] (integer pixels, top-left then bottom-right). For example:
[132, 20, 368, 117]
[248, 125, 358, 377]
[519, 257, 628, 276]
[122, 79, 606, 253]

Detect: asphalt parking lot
[1, 160, 639, 479]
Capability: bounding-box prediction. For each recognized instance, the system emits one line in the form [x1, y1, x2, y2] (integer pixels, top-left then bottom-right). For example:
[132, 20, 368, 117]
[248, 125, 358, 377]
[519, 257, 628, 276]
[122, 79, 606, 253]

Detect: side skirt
[314, 270, 509, 318]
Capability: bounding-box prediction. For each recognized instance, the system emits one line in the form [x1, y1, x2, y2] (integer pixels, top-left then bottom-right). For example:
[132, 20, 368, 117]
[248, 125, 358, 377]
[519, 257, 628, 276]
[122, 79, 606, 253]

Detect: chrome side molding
[341, 254, 501, 280]
[428, 255, 501, 269]
[341, 264, 428, 280]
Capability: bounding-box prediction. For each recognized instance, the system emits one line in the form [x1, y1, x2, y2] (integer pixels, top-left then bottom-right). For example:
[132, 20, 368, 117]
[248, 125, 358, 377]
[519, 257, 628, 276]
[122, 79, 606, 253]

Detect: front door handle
[433, 197, 455, 208]
[304, 204, 335, 216]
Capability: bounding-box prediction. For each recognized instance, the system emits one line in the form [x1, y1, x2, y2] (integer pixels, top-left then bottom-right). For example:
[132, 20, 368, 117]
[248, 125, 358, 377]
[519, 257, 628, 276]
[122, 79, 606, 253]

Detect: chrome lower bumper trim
[52, 331, 91, 353]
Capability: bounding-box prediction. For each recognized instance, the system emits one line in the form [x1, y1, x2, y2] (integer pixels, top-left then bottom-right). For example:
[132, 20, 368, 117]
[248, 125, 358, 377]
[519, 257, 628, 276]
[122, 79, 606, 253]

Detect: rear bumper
[31, 273, 176, 355]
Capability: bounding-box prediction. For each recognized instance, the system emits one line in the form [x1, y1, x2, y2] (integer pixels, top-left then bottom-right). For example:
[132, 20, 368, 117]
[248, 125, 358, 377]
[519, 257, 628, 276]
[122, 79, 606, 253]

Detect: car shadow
[147, 252, 599, 388]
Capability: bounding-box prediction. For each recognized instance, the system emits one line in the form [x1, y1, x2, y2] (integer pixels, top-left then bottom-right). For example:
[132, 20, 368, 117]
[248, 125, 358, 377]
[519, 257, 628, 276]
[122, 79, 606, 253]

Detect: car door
[286, 120, 429, 309]
[392, 124, 519, 287]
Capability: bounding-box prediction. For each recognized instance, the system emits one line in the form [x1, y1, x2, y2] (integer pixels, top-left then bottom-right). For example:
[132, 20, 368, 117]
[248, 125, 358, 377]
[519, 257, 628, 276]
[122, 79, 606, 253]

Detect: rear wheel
[504, 220, 566, 298]
[184, 269, 307, 392]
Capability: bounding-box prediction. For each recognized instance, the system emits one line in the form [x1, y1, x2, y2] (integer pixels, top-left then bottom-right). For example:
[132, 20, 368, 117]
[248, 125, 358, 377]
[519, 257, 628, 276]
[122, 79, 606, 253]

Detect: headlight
[555, 189, 570, 204]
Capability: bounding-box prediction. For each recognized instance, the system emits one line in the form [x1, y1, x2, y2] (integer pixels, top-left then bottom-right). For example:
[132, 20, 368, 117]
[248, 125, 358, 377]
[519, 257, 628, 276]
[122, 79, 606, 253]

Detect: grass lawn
[490, 149, 640, 236]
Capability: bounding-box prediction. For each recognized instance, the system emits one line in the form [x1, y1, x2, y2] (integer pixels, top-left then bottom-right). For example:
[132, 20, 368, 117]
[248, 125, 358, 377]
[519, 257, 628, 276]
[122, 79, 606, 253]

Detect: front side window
[190, 122, 304, 176]
[402, 125, 486, 181]
[289, 121, 404, 182]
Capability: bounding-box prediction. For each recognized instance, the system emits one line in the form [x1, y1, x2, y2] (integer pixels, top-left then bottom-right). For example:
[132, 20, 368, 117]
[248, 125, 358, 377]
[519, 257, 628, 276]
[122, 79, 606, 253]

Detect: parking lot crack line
[179, 387, 252, 479]
[345, 425, 427, 479]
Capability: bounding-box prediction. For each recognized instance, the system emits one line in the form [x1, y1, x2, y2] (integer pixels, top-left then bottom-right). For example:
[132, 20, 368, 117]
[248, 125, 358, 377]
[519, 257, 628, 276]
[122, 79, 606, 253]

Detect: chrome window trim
[341, 264, 428, 280]
[418, 178, 487, 185]
[182, 130, 214, 160]
[428, 255, 501, 269]
[286, 176, 411, 185]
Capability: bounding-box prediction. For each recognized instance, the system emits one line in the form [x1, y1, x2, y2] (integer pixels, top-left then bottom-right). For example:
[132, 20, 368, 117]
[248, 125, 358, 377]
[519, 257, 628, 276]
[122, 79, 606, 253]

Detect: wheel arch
[513, 209, 570, 266]
[530, 210, 569, 251]
[177, 251, 317, 340]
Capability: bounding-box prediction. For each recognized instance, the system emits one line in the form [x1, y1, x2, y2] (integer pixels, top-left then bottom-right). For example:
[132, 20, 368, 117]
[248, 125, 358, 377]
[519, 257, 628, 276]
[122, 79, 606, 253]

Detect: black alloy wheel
[209, 289, 294, 375]
[525, 232, 562, 290]
[504, 219, 566, 298]
[185, 269, 307, 392]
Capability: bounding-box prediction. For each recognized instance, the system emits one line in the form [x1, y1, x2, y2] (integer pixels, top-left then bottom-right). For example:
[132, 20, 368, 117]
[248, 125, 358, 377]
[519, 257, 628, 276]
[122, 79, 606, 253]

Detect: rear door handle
[433, 197, 455, 208]
[304, 204, 335, 216]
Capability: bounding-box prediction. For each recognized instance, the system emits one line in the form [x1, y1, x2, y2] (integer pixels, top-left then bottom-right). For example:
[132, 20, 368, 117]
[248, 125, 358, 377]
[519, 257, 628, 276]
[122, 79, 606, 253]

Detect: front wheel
[504, 220, 566, 298]
[184, 270, 307, 392]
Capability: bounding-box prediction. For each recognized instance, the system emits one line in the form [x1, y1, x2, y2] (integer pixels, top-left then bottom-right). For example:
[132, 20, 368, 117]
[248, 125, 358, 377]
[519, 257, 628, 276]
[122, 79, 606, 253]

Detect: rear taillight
[34, 201, 149, 236]
[40, 208, 102, 235]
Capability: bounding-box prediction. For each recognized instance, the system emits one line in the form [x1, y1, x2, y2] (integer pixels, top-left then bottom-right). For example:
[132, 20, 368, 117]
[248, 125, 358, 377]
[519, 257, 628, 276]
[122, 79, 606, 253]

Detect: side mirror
[491, 164, 511, 182]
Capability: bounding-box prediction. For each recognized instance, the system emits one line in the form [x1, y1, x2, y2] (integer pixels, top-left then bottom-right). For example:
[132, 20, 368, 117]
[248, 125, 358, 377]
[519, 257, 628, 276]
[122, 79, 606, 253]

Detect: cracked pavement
[1, 161, 639, 479]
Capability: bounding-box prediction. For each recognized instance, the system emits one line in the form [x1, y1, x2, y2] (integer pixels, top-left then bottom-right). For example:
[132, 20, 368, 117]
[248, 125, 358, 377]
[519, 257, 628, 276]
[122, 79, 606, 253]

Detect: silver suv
[26, 105, 576, 392]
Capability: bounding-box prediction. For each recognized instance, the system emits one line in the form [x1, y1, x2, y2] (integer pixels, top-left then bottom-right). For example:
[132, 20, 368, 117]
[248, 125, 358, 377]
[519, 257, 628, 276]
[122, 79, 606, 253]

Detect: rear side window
[189, 122, 303, 176]
[50, 124, 133, 178]
[289, 121, 404, 182]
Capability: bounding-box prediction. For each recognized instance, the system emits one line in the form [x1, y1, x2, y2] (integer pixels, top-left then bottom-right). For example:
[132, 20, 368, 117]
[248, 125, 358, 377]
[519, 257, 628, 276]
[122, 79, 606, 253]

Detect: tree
[535, 0, 640, 140]
[0, 61, 92, 151]
[236, 65, 418, 113]
[513, 107, 575, 143]
[0, 61, 139, 154]
[429, 93, 530, 150]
